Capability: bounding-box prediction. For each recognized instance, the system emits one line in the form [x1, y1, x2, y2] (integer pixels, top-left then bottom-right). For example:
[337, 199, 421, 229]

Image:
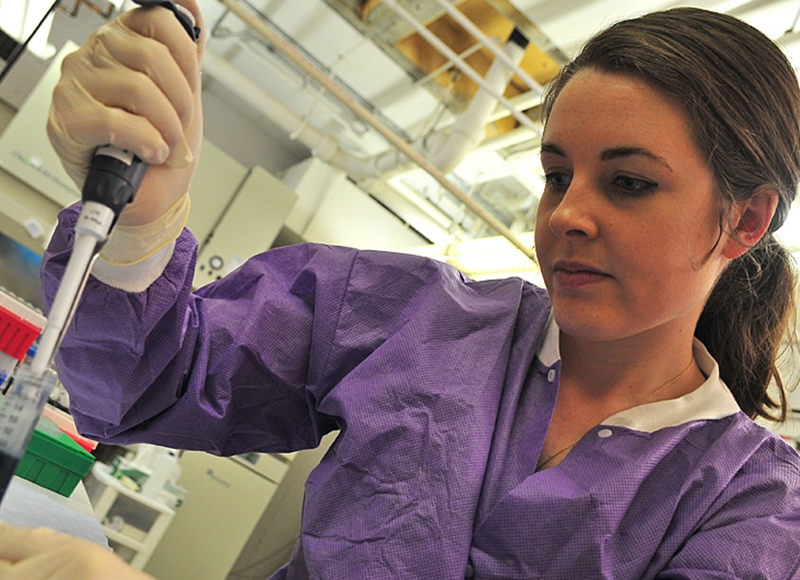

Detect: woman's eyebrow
[540, 143, 673, 173]
[600, 146, 673, 172]
[540, 142, 566, 157]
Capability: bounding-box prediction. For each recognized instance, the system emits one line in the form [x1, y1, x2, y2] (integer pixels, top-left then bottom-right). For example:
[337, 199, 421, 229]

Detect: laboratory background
[0, 0, 798, 578]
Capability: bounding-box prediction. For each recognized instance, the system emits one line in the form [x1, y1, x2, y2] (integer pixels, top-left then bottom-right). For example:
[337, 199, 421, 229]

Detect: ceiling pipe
[419, 89, 541, 145]
[204, 45, 528, 174]
[409, 41, 483, 91]
[215, 0, 536, 261]
[480, 125, 539, 152]
[400, 50, 541, 133]
[202, 52, 463, 241]
[380, 0, 540, 137]
[430, 0, 543, 97]
[365, 34, 528, 178]
[202, 51, 387, 177]
[488, 90, 540, 124]
[425, 35, 527, 173]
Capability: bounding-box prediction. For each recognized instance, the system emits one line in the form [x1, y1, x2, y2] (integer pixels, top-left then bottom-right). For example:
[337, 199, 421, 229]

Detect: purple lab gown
[42, 205, 800, 579]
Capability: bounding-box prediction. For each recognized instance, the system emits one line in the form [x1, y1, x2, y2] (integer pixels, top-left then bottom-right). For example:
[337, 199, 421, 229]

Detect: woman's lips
[552, 261, 612, 288]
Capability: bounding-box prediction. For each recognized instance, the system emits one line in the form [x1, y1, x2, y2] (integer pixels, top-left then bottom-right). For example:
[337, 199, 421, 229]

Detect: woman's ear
[721, 187, 779, 259]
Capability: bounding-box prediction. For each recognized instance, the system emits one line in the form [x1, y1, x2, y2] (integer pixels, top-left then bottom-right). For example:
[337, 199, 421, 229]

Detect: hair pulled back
[541, 8, 799, 420]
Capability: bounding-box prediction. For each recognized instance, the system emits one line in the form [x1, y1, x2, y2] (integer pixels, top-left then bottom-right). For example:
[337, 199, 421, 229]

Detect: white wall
[302, 176, 426, 251]
[202, 89, 309, 176]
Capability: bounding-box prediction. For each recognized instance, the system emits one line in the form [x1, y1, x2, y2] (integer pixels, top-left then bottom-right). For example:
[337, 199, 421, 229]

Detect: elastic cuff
[99, 193, 190, 265]
[91, 241, 176, 292]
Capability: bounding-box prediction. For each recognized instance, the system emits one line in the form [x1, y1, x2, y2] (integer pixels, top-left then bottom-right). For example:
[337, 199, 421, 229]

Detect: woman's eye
[612, 175, 657, 195]
[543, 172, 571, 192]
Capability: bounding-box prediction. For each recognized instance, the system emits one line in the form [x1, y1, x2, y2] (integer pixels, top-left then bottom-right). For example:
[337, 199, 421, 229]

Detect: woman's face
[535, 69, 730, 346]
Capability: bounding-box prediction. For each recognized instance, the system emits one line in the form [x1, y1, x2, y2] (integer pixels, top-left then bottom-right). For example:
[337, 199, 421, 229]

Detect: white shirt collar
[538, 310, 561, 367]
[536, 311, 741, 433]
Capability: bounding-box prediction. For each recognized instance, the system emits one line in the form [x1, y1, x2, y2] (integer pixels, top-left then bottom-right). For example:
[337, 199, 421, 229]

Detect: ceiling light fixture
[0, 0, 59, 59]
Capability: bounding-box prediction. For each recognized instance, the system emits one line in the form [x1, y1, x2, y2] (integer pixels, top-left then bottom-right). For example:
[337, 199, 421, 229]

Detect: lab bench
[0, 472, 108, 546]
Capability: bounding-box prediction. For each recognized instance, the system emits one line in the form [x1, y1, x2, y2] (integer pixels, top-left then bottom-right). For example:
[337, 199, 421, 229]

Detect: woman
[2, 4, 799, 579]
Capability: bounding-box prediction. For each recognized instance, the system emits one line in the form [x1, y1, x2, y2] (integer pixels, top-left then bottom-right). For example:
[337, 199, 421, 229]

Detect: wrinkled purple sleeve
[41, 205, 472, 456]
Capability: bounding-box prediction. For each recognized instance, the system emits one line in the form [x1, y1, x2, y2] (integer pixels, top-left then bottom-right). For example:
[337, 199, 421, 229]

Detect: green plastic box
[1, 396, 95, 497]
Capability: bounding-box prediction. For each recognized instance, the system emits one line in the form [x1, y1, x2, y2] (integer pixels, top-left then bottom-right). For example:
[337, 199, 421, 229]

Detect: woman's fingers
[92, 21, 196, 129]
[47, 1, 205, 228]
[0, 524, 156, 580]
[120, 4, 202, 91]
[47, 4, 203, 187]
[0, 525, 70, 562]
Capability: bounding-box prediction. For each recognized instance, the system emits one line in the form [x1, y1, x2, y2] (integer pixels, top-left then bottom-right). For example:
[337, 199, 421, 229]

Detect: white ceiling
[180, 0, 800, 253]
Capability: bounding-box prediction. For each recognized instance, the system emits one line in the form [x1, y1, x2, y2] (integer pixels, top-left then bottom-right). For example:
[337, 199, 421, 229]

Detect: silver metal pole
[381, 0, 540, 136]
[431, 0, 543, 97]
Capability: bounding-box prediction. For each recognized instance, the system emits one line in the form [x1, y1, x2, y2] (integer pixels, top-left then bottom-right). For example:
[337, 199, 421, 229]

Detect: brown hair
[541, 7, 799, 420]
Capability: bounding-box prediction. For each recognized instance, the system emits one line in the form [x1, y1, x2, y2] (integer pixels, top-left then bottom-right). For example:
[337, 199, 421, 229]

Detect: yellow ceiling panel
[393, 0, 560, 104]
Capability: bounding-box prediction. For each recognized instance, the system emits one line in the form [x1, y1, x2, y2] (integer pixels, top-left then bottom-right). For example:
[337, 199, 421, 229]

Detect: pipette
[0, 0, 198, 504]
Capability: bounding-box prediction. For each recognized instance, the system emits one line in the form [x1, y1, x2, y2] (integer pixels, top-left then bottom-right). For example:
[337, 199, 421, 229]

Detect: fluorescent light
[25, 0, 56, 59]
[0, 0, 56, 60]
[0, 1, 25, 39]
[406, 231, 541, 282]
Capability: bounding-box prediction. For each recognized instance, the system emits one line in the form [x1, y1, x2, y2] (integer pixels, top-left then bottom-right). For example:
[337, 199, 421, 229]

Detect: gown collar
[536, 311, 741, 433]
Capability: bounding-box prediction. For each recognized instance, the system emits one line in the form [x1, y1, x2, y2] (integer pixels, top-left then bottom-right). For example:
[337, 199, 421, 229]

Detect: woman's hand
[0, 523, 155, 579]
[47, 0, 205, 228]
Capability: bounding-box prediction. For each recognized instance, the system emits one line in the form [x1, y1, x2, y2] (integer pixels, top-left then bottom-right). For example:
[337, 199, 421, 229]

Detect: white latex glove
[0, 523, 155, 580]
[47, 1, 205, 229]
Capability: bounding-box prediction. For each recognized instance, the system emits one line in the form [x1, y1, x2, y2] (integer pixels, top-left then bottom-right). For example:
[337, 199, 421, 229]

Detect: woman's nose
[546, 179, 600, 240]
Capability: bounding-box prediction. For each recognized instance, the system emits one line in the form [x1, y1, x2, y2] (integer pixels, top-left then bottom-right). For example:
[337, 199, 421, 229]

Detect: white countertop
[0, 475, 108, 546]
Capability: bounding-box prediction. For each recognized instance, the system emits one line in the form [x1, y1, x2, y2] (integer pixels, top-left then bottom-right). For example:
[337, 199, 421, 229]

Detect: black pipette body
[0, 451, 20, 502]
[82, 1, 199, 219]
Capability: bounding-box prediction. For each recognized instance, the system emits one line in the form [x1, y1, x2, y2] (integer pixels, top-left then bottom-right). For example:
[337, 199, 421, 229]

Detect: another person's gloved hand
[0, 523, 155, 580]
[47, 1, 204, 265]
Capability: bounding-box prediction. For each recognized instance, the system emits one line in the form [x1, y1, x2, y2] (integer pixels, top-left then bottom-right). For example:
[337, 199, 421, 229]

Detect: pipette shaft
[0, 0, 198, 504]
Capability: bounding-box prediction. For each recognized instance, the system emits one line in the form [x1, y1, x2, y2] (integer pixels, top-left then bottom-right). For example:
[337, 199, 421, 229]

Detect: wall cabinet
[142, 451, 290, 580]
[83, 463, 176, 570]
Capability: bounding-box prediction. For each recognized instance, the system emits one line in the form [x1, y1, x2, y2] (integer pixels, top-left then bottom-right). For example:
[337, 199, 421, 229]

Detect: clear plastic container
[0, 350, 14, 393]
[0, 367, 95, 497]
